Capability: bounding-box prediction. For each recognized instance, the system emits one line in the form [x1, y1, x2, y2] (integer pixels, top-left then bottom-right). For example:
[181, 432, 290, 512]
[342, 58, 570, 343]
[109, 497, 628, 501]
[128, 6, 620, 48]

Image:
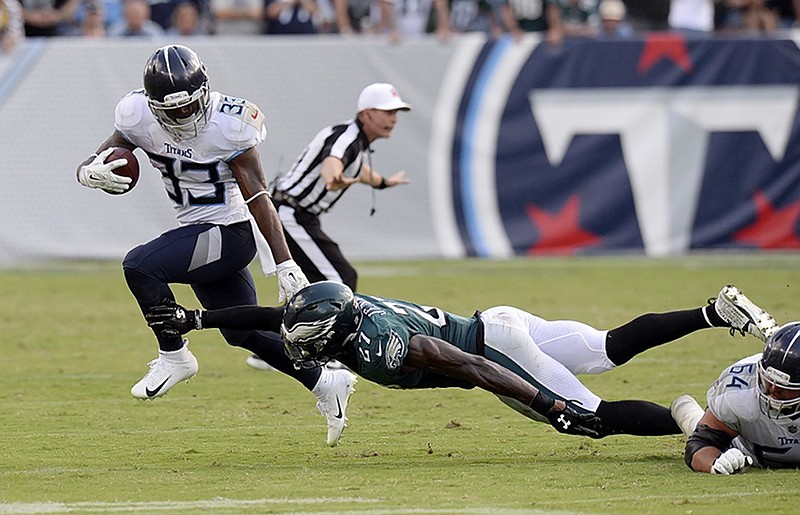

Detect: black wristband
[529, 391, 556, 415]
[684, 424, 734, 470]
[376, 177, 388, 189]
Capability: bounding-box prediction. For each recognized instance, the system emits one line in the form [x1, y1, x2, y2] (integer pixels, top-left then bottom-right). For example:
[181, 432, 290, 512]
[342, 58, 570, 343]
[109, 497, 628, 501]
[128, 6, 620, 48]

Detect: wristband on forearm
[528, 391, 556, 415]
[376, 177, 388, 189]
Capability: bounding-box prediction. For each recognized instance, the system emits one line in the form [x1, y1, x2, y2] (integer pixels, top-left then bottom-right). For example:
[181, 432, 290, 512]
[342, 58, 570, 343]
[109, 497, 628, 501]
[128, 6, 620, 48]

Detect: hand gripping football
[105, 147, 140, 194]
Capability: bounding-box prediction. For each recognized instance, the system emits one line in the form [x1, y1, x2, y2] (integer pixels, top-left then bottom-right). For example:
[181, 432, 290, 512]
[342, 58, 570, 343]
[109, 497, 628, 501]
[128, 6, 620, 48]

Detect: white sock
[160, 341, 189, 362]
[311, 368, 333, 397]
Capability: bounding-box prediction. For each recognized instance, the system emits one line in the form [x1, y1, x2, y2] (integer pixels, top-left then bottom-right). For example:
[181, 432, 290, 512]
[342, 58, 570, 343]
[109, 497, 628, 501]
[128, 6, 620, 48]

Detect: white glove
[276, 259, 310, 304]
[77, 148, 132, 194]
[711, 448, 753, 475]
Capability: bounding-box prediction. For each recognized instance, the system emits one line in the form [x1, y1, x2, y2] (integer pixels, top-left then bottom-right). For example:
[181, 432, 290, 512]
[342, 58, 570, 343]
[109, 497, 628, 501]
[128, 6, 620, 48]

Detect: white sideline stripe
[0, 491, 785, 514]
[0, 498, 377, 514]
[0, 502, 569, 515]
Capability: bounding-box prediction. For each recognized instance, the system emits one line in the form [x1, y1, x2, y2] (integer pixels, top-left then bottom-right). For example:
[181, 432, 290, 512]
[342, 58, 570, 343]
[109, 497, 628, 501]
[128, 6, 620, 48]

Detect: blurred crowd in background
[1, 0, 799, 53]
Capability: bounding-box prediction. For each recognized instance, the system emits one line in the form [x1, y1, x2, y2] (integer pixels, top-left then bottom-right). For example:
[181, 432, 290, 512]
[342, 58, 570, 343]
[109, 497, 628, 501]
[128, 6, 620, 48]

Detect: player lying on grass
[146, 282, 777, 443]
[671, 321, 800, 474]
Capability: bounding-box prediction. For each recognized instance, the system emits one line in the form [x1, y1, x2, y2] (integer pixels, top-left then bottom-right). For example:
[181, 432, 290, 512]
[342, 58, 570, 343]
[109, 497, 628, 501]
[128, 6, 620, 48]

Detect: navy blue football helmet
[143, 45, 210, 140]
[757, 322, 800, 422]
[281, 281, 361, 369]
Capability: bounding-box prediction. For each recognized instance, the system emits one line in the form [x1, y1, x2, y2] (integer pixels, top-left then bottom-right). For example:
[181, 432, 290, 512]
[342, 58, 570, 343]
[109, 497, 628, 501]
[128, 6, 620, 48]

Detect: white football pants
[479, 305, 615, 420]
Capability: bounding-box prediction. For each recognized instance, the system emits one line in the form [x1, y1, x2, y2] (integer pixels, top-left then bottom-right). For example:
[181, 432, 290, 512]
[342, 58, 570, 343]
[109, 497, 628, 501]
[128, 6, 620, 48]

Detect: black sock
[595, 400, 680, 436]
[606, 307, 710, 366]
[229, 329, 322, 391]
[123, 267, 184, 351]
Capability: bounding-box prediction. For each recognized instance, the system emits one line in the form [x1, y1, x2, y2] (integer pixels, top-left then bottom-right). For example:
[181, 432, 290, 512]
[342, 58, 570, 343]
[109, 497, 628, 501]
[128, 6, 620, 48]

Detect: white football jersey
[114, 90, 268, 226]
[707, 353, 800, 468]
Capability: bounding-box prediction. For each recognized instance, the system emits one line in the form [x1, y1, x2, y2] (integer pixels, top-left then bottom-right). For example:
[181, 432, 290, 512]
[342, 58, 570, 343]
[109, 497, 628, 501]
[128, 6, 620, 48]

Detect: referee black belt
[273, 191, 304, 211]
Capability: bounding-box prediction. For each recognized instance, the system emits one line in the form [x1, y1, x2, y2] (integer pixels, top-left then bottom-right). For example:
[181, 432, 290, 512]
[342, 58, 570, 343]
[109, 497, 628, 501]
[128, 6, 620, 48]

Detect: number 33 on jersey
[114, 90, 268, 226]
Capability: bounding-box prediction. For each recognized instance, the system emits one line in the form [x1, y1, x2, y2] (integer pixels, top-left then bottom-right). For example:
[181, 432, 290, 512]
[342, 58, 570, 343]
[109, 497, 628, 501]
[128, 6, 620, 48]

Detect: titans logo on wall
[429, 33, 800, 257]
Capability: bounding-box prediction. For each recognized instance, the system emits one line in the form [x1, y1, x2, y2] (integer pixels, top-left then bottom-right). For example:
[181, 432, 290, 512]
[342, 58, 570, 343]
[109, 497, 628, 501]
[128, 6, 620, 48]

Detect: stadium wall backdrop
[0, 34, 798, 266]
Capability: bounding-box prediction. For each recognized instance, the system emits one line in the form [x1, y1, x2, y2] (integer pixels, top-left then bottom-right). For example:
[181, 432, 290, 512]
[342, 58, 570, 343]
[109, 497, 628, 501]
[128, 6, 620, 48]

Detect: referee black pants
[276, 202, 358, 290]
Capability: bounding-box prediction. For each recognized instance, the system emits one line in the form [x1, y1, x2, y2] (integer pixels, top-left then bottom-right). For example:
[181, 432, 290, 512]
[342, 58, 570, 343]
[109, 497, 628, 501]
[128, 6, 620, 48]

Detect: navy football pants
[122, 221, 321, 387]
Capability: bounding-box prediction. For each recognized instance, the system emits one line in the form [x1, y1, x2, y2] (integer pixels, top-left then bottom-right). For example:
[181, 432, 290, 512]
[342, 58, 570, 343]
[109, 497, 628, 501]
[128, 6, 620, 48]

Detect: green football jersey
[348, 294, 481, 389]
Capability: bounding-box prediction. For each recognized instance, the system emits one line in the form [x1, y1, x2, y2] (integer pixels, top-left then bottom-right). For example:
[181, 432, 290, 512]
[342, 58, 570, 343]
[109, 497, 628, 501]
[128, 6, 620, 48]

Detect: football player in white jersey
[672, 321, 800, 474]
[75, 45, 357, 447]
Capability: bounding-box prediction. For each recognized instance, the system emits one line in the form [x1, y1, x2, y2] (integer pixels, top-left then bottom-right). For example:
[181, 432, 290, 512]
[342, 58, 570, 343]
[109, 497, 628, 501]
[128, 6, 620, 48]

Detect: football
[104, 147, 140, 195]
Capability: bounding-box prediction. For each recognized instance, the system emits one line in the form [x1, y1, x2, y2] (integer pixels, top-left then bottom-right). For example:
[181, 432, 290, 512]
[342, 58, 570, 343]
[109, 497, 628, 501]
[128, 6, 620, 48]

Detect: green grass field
[1, 256, 799, 514]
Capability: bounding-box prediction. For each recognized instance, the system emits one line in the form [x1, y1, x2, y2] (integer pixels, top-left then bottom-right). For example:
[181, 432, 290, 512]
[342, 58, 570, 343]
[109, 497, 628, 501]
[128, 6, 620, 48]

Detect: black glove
[546, 403, 604, 439]
[145, 299, 202, 339]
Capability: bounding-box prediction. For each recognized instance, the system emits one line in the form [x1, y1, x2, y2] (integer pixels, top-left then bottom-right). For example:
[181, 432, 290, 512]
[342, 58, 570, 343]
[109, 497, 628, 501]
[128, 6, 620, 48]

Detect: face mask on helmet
[280, 282, 361, 370]
[281, 315, 339, 369]
[143, 45, 211, 141]
[756, 322, 800, 423]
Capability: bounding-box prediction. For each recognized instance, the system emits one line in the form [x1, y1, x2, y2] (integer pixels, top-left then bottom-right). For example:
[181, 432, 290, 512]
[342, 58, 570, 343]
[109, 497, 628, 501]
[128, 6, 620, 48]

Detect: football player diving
[74, 44, 356, 447]
[671, 322, 800, 474]
[145, 281, 777, 444]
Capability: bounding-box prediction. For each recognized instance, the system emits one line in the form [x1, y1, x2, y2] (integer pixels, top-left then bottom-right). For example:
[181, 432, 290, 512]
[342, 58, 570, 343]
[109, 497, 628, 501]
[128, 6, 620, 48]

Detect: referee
[247, 83, 411, 370]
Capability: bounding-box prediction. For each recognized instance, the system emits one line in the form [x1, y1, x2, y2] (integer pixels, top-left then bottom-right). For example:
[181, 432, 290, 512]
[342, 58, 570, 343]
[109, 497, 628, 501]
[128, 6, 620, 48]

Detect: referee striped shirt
[274, 118, 369, 215]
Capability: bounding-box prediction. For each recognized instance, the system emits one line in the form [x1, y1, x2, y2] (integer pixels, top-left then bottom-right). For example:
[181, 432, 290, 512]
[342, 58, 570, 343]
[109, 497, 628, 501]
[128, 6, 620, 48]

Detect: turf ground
[1, 255, 799, 514]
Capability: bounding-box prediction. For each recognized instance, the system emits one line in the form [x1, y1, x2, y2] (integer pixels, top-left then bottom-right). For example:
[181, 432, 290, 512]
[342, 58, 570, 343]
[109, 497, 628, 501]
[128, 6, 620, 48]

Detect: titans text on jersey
[115, 90, 268, 226]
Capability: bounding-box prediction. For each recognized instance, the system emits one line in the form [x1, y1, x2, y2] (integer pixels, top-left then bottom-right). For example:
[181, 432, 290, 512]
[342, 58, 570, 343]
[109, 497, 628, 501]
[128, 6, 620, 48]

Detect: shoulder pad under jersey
[707, 354, 761, 425]
[216, 94, 267, 146]
[114, 90, 147, 133]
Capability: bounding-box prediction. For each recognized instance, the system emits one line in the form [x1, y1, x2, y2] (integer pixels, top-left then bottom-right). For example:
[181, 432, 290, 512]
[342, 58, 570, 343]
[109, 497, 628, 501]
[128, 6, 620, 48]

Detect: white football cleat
[714, 284, 778, 342]
[131, 340, 198, 399]
[670, 394, 705, 437]
[245, 353, 277, 371]
[313, 368, 357, 447]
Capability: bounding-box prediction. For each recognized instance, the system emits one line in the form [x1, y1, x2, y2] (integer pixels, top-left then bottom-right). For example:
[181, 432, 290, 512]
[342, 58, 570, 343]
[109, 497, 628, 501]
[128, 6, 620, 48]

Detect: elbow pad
[684, 423, 734, 470]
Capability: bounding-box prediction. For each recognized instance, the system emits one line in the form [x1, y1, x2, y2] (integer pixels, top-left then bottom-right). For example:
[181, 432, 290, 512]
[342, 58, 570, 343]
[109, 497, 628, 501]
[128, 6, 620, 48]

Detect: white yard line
[0, 491, 779, 515]
[0, 500, 580, 515]
[0, 498, 375, 514]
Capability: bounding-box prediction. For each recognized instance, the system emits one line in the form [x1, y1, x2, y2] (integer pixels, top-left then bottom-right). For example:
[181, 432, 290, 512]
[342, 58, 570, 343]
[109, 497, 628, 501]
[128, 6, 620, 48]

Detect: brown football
[104, 147, 140, 195]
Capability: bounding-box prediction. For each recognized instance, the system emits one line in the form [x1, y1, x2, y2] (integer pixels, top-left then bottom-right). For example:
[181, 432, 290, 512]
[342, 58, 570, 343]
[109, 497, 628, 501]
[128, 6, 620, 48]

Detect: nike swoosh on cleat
[145, 376, 171, 397]
[333, 396, 343, 419]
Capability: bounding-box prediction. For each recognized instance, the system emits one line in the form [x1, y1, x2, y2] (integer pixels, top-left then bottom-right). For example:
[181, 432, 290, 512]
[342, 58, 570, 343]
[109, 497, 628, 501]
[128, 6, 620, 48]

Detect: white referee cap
[599, 0, 626, 21]
[357, 83, 412, 112]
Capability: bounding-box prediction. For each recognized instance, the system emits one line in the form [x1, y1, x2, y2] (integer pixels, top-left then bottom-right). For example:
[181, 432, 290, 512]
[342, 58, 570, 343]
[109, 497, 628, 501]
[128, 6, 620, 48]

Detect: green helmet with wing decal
[281, 281, 361, 369]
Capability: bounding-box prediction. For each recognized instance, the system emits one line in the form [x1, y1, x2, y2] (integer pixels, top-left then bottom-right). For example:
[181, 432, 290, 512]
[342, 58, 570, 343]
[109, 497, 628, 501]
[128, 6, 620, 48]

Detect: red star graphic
[525, 195, 602, 255]
[733, 191, 800, 249]
[637, 34, 692, 74]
